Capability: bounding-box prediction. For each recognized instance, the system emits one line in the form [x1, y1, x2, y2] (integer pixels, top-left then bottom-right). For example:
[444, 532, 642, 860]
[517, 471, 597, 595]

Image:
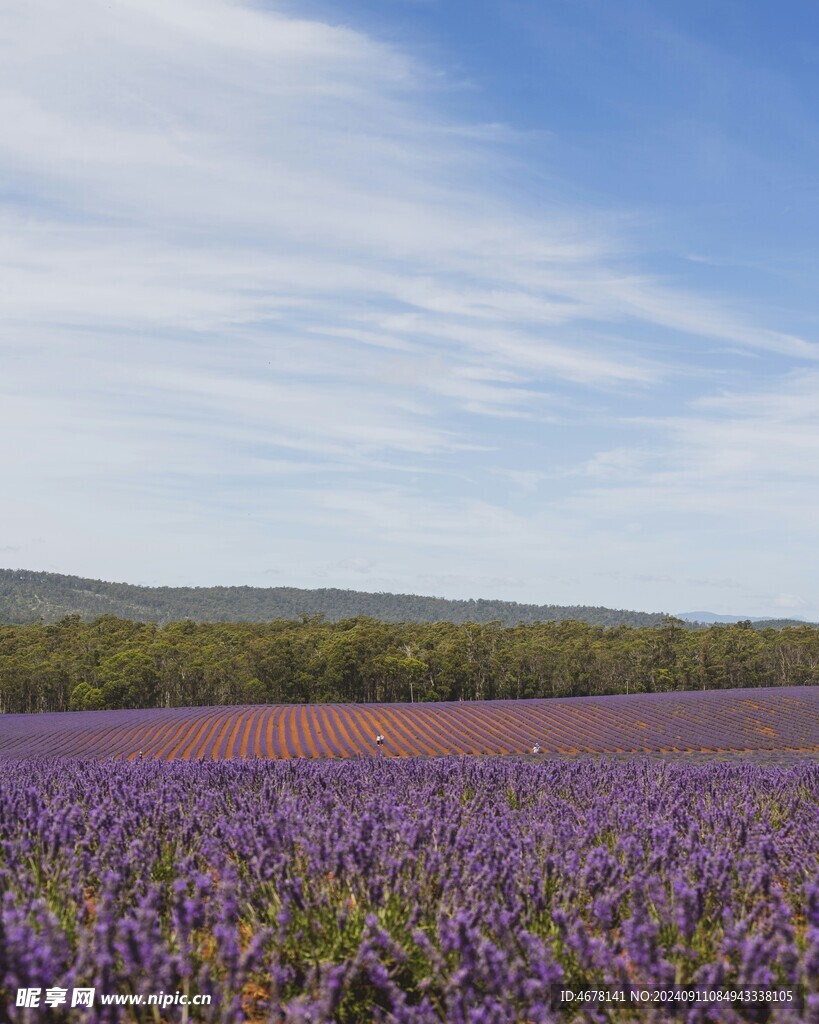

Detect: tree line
[1, 614, 818, 715]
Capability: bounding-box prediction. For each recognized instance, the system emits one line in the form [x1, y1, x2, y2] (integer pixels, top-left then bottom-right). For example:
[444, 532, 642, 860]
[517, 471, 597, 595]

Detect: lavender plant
[0, 758, 816, 1022]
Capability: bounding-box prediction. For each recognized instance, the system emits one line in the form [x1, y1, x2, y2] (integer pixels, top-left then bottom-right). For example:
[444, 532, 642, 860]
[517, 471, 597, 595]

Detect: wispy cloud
[1, 0, 817, 615]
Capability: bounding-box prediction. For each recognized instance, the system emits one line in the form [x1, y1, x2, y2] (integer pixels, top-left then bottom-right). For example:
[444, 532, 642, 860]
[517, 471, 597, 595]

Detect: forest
[0, 569, 685, 627]
[1, 613, 818, 714]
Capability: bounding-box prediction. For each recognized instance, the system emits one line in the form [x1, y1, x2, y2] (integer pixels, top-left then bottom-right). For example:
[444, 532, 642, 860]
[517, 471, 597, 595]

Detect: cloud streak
[1, 0, 817, 616]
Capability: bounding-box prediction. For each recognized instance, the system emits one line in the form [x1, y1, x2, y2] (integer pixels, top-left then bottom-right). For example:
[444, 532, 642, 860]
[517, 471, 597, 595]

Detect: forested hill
[0, 570, 810, 630]
[0, 569, 674, 627]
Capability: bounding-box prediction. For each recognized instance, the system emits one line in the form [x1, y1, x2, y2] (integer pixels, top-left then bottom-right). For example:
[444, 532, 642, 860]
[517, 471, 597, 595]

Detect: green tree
[69, 682, 106, 711]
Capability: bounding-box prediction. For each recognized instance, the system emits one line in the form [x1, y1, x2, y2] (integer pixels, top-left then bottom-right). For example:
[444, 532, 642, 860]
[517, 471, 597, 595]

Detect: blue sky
[2, 0, 819, 617]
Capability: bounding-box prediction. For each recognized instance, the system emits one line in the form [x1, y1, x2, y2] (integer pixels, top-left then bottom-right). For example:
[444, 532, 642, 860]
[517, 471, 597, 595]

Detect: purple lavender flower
[0, 757, 814, 1021]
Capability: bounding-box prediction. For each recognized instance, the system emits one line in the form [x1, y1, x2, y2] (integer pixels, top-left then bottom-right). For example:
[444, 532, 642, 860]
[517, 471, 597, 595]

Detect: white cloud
[564, 373, 819, 580]
[1, 0, 817, 616]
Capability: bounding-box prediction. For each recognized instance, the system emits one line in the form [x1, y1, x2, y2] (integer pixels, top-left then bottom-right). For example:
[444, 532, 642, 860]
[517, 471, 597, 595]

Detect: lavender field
[0, 758, 817, 1022]
[2, 688, 817, 761]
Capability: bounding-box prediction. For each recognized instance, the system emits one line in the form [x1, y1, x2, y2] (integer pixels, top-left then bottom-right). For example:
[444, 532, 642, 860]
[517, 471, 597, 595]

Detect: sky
[2, 0, 819, 618]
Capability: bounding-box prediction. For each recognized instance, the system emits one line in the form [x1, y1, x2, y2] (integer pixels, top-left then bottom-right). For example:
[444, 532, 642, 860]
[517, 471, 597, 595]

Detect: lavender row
[1, 757, 817, 1022]
[1, 687, 817, 761]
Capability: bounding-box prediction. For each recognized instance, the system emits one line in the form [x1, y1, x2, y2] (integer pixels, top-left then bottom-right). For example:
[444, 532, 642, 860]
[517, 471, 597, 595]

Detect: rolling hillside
[0, 569, 675, 626]
[0, 569, 809, 628]
[0, 687, 816, 760]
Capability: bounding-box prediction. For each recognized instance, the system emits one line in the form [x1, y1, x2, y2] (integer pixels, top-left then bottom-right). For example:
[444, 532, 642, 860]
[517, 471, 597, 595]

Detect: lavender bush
[0, 757, 817, 1022]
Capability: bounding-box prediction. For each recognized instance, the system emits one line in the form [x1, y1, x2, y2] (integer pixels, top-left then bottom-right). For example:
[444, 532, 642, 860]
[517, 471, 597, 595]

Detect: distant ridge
[0, 570, 812, 629]
[677, 611, 808, 625]
[0, 569, 668, 627]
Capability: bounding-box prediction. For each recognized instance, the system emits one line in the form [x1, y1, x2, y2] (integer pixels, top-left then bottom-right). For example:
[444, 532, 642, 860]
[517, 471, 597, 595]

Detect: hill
[0, 569, 810, 629]
[677, 611, 808, 625]
[0, 568, 671, 627]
